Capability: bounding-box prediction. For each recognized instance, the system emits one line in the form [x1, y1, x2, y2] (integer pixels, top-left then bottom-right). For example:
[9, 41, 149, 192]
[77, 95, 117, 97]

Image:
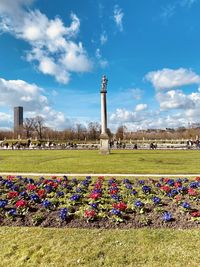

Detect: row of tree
[11, 116, 109, 141]
[1, 119, 200, 141]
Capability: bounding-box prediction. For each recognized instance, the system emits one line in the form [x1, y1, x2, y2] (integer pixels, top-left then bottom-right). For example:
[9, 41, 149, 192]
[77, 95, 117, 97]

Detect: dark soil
[0, 204, 199, 229]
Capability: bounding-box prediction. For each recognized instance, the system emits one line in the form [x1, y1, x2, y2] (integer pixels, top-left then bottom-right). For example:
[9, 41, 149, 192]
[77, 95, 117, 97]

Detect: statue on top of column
[101, 75, 108, 93]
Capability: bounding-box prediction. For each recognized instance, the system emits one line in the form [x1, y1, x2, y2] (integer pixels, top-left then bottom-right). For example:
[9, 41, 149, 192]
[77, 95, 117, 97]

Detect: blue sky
[1, 0, 200, 131]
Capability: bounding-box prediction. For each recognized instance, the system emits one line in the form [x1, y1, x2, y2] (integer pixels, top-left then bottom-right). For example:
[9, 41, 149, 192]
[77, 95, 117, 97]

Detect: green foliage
[32, 213, 45, 226]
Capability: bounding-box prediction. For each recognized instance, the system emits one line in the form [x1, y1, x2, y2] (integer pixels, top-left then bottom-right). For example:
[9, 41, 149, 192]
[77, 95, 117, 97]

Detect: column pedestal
[100, 133, 110, 155]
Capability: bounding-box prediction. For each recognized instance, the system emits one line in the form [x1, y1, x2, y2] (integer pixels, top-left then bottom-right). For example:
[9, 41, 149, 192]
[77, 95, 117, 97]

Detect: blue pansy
[0, 199, 8, 208]
[152, 196, 161, 204]
[163, 212, 172, 222]
[111, 208, 121, 216]
[135, 200, 144, 208]
[42, 200, 52, 208]
[182, 202, 190, 209]
[59, 208, 68, 221]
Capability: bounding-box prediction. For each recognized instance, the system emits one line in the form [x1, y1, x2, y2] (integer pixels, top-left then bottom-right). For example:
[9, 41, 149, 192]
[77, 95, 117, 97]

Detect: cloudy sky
[1, 0, 200, 131]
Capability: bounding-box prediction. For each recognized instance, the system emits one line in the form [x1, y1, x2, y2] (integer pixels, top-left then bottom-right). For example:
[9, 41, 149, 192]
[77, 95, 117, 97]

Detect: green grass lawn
[0, 150, 199, 267]
[0, 149, 200, 174]
[0, 227, 199, 267]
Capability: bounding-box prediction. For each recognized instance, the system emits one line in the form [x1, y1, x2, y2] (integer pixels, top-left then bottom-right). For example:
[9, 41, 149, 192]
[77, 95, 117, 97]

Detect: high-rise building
[14, 106, 23, 133]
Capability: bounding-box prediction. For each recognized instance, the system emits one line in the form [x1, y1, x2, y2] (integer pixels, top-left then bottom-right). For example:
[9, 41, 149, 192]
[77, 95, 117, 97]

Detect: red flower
[188, 188, 198, 196]
[190, 211, 200, 217]
[110, 189, 118, 195]
[160, 185, 171, 193]
[164, 178, 170, 183]
[15, 199, 27, 208]
[37, 189, 46, 198]
[26, 184, 36, 191]
[52, 176, 57, 179]
[52, 182, 58, 188]
[7, 191, 19, 199]
[175, 195, 182, 202]
[94, 182, 102, 189]
[174, 182, 182, 188]
[98, 176, 104, 181]
[112, 202, 127, 211]
[89, 192, 101, 200]
[195, 177, 200, 182]
[7, 175, 15, 181]
[84, 209, 96, 218]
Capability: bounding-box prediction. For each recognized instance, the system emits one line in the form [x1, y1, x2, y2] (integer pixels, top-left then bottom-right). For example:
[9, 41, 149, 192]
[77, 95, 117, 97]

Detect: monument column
[100, 75, 110, 154]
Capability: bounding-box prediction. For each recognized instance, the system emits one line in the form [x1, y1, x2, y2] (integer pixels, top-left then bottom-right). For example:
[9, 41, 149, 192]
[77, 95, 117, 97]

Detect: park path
[0, 172, 200, 177]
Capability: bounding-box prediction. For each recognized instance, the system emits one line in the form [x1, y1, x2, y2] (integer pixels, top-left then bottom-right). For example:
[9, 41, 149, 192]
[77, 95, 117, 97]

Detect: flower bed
[0, 175, 199, 228]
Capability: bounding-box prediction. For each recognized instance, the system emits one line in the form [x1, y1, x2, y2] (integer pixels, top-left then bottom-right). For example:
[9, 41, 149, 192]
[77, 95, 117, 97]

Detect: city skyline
[1, 0, 200, 131]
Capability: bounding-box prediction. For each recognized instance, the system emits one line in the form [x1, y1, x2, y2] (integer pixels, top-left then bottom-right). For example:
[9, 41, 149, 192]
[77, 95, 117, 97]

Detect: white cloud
[110, 108, 138, 123]
[156, 90, 198, 110]
[100, 31, 108, 45]
[131, 88, 144, 100]
[0, 77, 48, 111]
[0, 0, 34, 15]
[95, 48, 108, 69]
[0, 77, 71, 130]
[181, 0, 198, 7]
[160, 4, 176, 20]
[135, 104, 148, 112]
[109, 107, 190, 131]
[0, 4, 92, 84]
[146, 68, 200, 90]
[113, 5, 124, 32]
[0, 112, 12, 126]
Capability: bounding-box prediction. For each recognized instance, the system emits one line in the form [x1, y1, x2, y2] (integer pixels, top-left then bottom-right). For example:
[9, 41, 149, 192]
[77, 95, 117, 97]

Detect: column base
[99, 136, 110, 155]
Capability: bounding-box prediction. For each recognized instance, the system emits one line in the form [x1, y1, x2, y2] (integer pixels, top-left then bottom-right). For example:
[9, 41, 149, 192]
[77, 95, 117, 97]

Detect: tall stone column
[100, 75, 110, 154]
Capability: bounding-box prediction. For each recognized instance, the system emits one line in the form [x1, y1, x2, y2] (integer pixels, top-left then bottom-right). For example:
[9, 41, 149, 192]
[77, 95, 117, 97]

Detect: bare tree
[23, 118, 35, 138]
[33, 116, 45, 140]
[87, 122, 101, 140]
[116, 125, 126, 140]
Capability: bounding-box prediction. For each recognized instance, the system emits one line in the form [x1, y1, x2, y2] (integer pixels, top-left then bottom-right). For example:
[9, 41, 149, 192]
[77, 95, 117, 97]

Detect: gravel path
[0, 172, 200, 177]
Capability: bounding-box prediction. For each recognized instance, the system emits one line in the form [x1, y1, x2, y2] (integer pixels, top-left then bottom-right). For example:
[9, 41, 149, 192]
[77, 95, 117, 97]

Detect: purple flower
[126, 184, 133, 189]
[142, 185, 151, 194]
[81, 180, 89, 187]
[167, 179, 174, 186]
[182, 202, 190, 209]
[72, 178, 78, 184]
[42, 200, 52, 208]
[163, 212, 172, 222]
[169, 189, 178, 197]
[30, 194, 40, 202]
[59, 208, 68, 221]
[0, 199, 8, 208]
[111, 194, 121, 201]
[57, 191, 64, 197]
[70, 194, 81, 201]
[138, 180, 145, 185]
[111, 208, 121, 216]
[131, 190, 137, 195]
[90, 203, 98, 209]
[123, 179, 131, 184]
[8, 208, 17, 217]
[135, 200, 144, 208]
[152, 196, 161, 205]
[190, 182, 198, 188]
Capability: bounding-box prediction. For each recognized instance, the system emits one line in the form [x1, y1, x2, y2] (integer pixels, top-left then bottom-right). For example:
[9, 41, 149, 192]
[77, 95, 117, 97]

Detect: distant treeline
[1, 117, 200, 141]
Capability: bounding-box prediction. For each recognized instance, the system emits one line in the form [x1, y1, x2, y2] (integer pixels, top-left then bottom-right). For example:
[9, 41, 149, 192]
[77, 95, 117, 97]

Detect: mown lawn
[0, 227, 199, 267]
[0, 150, 200, 174]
